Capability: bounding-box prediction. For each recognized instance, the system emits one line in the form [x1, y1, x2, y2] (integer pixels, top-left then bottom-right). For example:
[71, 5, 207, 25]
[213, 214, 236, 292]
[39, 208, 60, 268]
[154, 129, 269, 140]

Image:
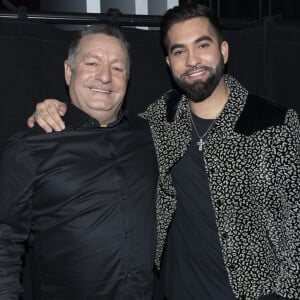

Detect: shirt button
[124, 232, 129, 238]
[121, 193, 127, 200]
[89, 119, 96, 126]
[126, 272, 132, 278]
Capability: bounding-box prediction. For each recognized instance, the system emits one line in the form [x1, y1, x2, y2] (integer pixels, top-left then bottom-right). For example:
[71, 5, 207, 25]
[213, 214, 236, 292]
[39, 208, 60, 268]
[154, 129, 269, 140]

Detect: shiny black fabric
[0, 104, 158, 300]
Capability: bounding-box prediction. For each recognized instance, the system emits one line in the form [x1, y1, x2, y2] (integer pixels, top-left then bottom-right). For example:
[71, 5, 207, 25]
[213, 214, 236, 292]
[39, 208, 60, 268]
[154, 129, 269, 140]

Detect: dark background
[0, 1, 299, 299]
[1, 18, 299, 150]
[181, 0, 300, 20]
[2, 0, 300, 20]
[0, 0, 299, 152]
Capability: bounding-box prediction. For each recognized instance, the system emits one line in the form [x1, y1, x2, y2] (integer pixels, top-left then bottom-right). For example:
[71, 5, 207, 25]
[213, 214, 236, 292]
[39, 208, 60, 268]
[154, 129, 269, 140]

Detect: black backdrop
[0, 19, 300, 152]
[0, 19, 299, 299]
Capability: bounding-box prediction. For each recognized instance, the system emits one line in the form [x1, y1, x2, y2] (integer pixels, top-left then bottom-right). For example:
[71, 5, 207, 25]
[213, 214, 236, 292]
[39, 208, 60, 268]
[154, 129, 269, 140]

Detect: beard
[172, 55, 225, 103]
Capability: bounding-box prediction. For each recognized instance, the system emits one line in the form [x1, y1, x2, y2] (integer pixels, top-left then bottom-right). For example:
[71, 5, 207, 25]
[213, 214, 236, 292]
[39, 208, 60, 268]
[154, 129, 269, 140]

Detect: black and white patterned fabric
[141, 75, 300, 300]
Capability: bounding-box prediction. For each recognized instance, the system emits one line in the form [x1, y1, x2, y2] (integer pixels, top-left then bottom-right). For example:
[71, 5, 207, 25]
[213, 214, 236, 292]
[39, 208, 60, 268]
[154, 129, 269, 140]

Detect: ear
[221, 41, 229, 64]
[165, 56, 170, 67]
[64, 61, 72, 86]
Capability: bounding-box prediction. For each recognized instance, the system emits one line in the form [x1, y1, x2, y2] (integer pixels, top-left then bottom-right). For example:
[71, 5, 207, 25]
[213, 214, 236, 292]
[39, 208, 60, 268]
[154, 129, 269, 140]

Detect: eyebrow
[169, 35, 213, 53]
[83, 53, 126, 65]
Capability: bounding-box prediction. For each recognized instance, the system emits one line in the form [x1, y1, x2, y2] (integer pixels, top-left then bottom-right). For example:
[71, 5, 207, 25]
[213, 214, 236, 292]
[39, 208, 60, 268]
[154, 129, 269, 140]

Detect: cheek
[115, 76, 127, 91]
[76, 68, 94, 81]
[169, 61, 184, 76]
[207, 51, 220, 63]
[119, 84, 127, 98]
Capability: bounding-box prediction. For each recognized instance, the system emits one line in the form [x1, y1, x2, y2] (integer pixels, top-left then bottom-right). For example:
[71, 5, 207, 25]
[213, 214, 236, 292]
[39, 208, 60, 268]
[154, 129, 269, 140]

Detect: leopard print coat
[141, 75, 300, 300]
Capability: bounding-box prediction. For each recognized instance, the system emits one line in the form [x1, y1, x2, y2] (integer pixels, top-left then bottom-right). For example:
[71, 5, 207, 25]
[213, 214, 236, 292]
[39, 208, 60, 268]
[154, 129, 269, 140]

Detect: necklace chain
[190, 113, 216, 151]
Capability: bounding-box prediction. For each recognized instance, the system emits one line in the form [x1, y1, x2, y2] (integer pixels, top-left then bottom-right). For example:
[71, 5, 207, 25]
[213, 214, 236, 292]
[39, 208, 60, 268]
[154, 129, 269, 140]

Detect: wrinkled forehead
[80, 33, 128, 55]
[76, 33, 130, 73]
[76, 33, 131, 79]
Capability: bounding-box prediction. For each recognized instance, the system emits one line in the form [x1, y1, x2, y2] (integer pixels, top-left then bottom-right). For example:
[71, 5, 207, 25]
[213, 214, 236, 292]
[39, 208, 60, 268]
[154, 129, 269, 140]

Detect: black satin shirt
[0, 104, 158, 299]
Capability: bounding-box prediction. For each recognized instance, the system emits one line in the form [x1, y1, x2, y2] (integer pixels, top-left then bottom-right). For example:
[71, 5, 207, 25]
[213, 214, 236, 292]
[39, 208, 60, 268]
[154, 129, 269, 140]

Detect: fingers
[32, 111, 57, 133]
[27, 114, 36, 128]
[33, 99, 67, 133]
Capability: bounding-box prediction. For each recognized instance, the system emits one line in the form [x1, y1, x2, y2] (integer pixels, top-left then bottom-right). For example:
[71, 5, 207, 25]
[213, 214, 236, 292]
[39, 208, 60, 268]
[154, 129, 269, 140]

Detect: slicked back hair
[160, 3, 223, 54]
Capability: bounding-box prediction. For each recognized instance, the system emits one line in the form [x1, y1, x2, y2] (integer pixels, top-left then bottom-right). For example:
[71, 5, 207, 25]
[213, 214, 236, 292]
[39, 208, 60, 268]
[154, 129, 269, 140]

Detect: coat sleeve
[274, 109, 300, 298]
[0, 136, 35, 299]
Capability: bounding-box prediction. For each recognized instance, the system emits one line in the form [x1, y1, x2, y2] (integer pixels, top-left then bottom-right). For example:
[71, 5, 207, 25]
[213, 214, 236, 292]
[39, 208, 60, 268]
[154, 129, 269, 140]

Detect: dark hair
[160, 3, 223, 53]
[66, 23, 130, 78]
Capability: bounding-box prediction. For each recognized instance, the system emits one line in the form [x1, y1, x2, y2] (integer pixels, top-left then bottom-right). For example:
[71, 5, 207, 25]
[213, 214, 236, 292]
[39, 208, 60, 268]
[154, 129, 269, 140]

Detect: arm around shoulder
[27, 99, 67, 133]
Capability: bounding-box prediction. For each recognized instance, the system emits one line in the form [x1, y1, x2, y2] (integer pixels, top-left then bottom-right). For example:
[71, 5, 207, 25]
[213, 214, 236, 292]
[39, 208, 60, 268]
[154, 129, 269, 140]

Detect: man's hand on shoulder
[27, 99, 67, 133]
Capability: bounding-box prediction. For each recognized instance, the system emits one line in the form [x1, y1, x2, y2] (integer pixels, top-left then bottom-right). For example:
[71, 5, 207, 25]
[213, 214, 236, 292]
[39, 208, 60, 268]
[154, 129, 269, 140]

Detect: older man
[0, 24, 158, 299]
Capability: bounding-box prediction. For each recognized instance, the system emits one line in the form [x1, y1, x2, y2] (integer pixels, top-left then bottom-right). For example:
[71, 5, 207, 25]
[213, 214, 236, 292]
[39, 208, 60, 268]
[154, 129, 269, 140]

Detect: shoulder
[234, 94, 295, 135]
[2, 126, 56, 157]
[1, 128, 40, 165]
[12, 126, 49, 139]
[141, 89, 183, 123]
[4, 126, 49, 148]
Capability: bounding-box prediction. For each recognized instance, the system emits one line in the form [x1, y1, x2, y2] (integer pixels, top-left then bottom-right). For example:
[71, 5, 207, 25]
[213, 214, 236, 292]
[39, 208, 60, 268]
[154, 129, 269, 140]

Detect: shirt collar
[63, 103, 136, 129]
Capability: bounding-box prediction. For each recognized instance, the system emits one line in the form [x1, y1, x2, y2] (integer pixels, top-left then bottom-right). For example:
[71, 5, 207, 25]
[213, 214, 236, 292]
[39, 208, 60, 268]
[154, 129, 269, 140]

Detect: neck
[96, 113, 118, 127]
[87, 110, 119, 127]
[189, 78, 229, 119]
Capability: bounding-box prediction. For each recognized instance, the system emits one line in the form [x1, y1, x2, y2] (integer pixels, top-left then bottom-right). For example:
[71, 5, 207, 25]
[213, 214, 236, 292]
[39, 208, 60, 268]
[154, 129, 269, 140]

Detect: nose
[186, 49, 199, 67]
[95, 64, 112, 83]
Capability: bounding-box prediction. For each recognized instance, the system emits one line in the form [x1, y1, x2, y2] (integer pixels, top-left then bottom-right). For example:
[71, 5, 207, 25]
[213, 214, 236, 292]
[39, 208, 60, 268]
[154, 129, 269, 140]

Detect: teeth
[188, 70, 205, 77]
[190, 73, 201, 77]
[90, 88, 110, 93]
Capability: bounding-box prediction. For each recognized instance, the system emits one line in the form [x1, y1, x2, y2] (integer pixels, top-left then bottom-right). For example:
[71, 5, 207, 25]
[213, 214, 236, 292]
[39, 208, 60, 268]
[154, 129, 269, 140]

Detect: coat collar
[142, 75, 249, 174]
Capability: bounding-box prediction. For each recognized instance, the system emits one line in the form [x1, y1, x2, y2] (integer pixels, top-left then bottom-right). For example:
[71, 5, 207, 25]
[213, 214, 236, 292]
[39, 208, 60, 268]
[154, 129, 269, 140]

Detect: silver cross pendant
[197, 138, 204, 151]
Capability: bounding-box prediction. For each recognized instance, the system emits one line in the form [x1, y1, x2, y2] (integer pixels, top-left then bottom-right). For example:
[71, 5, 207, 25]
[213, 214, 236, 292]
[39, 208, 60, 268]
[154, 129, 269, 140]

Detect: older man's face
[65, 33, 129, 126]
